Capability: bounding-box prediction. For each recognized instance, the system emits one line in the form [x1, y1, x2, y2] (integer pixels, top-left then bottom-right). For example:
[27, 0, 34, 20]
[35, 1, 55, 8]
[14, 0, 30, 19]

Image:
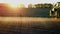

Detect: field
[0, 17, 60, 34]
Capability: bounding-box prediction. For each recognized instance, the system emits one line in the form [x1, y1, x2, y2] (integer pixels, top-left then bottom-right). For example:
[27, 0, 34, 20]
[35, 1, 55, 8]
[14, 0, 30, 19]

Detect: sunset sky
[0, 0, 60, 7]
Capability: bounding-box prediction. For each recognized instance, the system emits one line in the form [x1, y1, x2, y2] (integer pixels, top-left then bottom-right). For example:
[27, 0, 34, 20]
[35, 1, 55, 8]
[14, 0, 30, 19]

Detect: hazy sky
[0, 0, 60, 4]
[0, 0, 60, 7]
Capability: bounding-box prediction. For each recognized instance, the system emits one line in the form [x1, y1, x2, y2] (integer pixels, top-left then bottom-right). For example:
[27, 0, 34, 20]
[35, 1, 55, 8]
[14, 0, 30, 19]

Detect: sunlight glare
[10, 3, 18, 8]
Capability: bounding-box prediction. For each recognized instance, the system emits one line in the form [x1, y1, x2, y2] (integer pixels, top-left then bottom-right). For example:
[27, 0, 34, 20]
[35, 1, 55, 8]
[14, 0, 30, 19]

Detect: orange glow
[7, 3, 25, 9]
[7, 4, 18, 9]
[10, 5, 17, 8]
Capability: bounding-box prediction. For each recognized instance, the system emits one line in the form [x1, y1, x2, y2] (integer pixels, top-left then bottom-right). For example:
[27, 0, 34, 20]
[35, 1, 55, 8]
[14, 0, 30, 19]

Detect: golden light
[9, 3, 19, 9]
[11, 4, 18, 7]
[7, 3, 26, 9]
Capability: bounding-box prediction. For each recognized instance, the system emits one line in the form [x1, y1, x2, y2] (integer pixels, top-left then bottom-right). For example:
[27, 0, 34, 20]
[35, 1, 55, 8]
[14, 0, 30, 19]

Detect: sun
[6, 3, 19, 9]
[10, 3, 18, 8]
[11, 4, 18, 7]
[8, 3, 26, 9]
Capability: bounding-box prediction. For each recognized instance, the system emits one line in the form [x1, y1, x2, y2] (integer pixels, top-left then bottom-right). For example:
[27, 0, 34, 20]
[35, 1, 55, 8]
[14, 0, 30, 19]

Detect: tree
[34, 3, 53, 8]
[28, 4, 33, 8]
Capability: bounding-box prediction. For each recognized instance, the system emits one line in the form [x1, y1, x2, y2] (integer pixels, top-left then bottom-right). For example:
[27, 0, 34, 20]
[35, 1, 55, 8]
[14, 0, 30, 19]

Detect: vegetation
[34, 3, 53, 8]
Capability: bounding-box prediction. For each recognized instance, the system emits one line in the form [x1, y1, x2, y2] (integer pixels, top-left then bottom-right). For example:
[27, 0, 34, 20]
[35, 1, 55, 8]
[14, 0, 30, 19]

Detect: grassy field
[0, 17, 60, 34]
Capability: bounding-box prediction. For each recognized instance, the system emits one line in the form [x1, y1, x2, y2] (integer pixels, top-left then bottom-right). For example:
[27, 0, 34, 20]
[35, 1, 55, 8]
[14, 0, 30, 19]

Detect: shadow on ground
[0, 21, 60, 34]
